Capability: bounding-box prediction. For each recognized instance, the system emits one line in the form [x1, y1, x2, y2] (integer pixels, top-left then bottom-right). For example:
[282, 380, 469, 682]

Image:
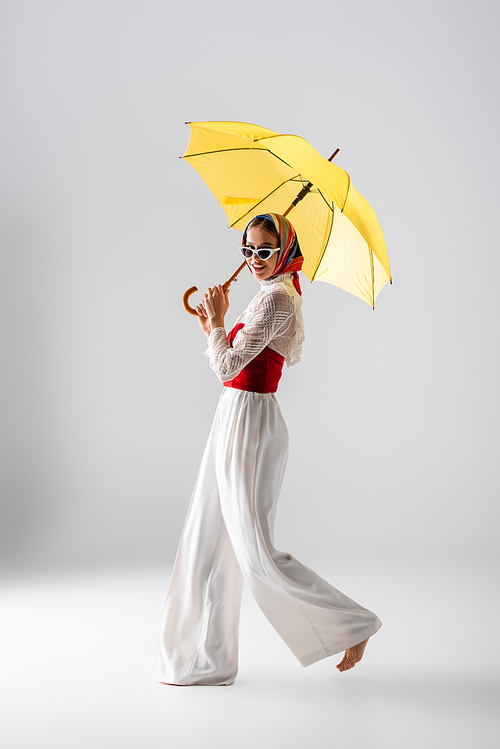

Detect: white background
[1, 1, 499, 747]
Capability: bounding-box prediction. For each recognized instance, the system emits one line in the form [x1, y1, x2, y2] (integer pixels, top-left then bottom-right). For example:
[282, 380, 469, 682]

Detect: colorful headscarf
[242, 213, 304, 295]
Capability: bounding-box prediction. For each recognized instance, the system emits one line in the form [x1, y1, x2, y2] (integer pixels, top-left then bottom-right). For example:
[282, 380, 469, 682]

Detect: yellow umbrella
[182, 121, 391, 311]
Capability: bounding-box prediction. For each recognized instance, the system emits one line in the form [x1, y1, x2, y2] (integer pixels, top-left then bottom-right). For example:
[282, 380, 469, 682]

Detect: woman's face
[245, 225, 279, 280]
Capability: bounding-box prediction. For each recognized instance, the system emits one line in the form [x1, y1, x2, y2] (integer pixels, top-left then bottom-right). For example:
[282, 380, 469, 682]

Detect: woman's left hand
[204, 285, 229, 329]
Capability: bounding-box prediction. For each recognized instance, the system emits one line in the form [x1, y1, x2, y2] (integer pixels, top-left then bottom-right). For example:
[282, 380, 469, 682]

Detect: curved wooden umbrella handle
[183, 261, 247, 317]
[183, 286, 200, 316]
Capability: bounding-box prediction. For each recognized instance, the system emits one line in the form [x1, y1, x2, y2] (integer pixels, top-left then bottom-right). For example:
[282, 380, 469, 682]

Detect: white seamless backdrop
[1, 0, 498, 571]
[2, 2, 500, 748]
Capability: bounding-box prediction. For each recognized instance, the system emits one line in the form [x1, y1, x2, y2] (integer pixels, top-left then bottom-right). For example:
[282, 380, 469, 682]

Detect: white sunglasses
[239, 245, 280, 261]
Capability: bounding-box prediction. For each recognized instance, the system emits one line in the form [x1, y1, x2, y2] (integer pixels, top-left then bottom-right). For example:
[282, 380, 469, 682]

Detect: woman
[156, 213, 382, 686]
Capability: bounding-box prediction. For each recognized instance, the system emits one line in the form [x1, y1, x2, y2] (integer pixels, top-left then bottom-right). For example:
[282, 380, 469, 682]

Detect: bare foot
[336, 638, 370, 672]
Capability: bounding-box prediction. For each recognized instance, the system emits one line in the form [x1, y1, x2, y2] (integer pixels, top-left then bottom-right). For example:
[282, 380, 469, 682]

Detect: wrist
[210, 317, 225, 330]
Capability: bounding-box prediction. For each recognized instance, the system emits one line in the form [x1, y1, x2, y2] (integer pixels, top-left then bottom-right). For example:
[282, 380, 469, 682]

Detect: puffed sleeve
[207, 289, 294, 382]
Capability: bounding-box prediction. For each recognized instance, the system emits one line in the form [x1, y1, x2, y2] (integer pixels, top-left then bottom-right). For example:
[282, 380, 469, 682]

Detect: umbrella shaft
[223, 260, 247, 291]
[283, 182, 312, 217]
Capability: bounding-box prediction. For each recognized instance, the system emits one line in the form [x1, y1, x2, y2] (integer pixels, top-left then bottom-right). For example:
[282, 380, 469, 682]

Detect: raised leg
[216, 390, 382, 669]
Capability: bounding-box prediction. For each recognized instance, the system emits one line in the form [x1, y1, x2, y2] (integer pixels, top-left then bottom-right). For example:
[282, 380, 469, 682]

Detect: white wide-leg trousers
[156, 388, 382, 685]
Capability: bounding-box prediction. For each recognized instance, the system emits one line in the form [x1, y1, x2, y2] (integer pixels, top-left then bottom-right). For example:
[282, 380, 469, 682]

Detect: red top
[223, 323, 285, 394]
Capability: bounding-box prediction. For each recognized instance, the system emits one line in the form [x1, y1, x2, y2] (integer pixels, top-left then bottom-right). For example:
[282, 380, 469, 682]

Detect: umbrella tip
[390, 278, 393, 285]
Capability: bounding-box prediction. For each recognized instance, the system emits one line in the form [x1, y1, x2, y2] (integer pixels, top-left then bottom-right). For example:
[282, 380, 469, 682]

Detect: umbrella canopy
[183, 121, 391, 308]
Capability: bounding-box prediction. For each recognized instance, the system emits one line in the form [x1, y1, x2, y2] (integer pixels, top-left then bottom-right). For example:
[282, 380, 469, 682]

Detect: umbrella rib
[370, 249, 375, 309]
[253, 133, 310, 144]
[311, 197, 335, 282]
[184, 147, 296, 171]
[342, 174, 351, 212]
[317, 188, 338, 210]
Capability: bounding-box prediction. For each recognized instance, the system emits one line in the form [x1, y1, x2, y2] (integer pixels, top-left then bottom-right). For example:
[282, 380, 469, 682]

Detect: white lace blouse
[206, 272, 305, 383]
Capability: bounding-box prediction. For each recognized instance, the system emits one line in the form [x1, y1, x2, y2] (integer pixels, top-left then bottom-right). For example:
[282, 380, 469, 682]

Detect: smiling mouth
[251, 264, 265, 271]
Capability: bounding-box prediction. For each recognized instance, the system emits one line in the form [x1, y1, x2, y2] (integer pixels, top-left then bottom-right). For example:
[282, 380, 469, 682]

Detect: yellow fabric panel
[313, 209, 390, 306]
[185, 149, 297, 226]
[300, 160, 350, 213]
[253, 134, 351, 211]
[313, 208, 375, 306]
[254, 133, 327, 171]
[184, 124, 266, 159]
[342, 185, 391, 280]
[220, 196, 260, 205]
[187, 121, 277, 140]
[285, 193, 333, 281]
[230, 181, 306, 229]
[372, 250, 391, 304]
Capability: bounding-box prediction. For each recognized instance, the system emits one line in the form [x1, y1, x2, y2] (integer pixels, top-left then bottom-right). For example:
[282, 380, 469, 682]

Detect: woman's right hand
[204, 285, 229, 329]
[196, 301, 212, 337]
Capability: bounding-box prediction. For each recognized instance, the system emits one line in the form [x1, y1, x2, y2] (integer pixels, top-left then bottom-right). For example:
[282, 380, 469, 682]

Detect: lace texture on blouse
[206, 272, 305, 383]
